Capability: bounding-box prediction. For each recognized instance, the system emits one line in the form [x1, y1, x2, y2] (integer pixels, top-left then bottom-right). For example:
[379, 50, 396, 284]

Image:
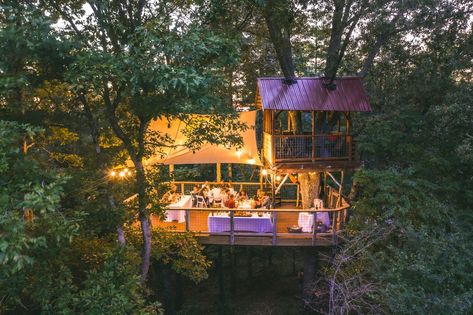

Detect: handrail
[164, 206, 350, 213]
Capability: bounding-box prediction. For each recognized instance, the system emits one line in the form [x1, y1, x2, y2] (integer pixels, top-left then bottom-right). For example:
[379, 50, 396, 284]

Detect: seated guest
[260, 192, 271, 209]
[253, 191, 270, 209]
[224, 194, 236, 209]
[237, 190, 248, 202]
[161, 184, 179, 203]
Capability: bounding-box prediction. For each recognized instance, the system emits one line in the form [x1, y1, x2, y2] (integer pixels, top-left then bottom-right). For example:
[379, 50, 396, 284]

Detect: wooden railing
[159, 205, 350, 246]
[263, 132, 353, 163]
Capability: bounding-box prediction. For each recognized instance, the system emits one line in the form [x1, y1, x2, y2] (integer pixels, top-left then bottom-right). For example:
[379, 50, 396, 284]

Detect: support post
[185, 210, 190, 232]
[311, 211, 317, 246]
[311, 111, 316, 161]
[228, 163, 233, 181]
[230, 210, 234, 245]
[169, 164, 174, 176]
[272, 211, 277, 246]
[216, 162, 221, 182]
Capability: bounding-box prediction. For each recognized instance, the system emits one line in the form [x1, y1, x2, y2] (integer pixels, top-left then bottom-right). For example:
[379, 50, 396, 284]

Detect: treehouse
[256, 77, 371, 174]
[128, 76, 370, 247]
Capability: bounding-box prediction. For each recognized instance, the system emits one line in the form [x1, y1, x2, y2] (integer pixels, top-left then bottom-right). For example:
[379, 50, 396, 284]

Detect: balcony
[263, 133, 357, 170]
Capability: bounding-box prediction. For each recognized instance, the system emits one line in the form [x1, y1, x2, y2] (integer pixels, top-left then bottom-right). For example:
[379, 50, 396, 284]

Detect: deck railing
[264, 133, 354, 163]
[155, 203, 350, 246]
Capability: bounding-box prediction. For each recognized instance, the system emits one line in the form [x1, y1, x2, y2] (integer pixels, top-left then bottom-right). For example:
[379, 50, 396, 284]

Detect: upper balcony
[256, 77, 371, 172]
[263, 132, 359, 172]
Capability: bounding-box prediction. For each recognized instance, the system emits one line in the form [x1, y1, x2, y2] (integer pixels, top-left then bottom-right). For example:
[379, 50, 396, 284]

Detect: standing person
[200, 186, 210, 207]
[191, 185, 200, 207]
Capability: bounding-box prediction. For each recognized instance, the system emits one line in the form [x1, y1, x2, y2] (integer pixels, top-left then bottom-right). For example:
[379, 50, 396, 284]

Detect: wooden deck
[150, 203, 347, 247]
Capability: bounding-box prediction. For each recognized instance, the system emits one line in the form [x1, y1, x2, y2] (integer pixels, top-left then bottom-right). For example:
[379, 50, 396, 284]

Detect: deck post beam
[311, 211, 317, 246]
[185, 209, 190, 232]
[216, 162, 221, 182]
[272, 211, 277, 246]
[230, 210, 235, 245]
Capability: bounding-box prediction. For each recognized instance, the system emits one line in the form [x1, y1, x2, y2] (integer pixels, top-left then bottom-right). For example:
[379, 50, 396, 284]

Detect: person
[253, 191, 271, 209]
[237, 190, 248, 202]
[221, 188, 231, 205]
[199, 186, 210, 207]
[260, 191, 271, 209]
[191, 185, 200, 207]
[201, 181, 210, 191]
[224, 194, 236, 209]
[161, 184, 179, 203]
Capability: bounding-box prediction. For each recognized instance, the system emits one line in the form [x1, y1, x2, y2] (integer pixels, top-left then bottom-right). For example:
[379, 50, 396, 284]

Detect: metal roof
[256, 77, 371, 111]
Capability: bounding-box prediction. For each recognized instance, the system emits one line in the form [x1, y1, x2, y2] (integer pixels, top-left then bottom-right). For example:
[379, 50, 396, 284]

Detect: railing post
[185, 209, 190, 232]
[311, 211, 317, 246]
[181, 183, 185, 194]
[332, 211, 338, 244]
[348, 135, 352, 161]
[272, 210, 277, 246]
[230, 210, 234, 245]
[312, 135, 316, 162]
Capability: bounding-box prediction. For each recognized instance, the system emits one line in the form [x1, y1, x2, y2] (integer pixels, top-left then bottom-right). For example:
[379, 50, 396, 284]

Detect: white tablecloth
[165, 195, 192, 223]
[298, 211, 330, 233]
[208, 213, 273, 233]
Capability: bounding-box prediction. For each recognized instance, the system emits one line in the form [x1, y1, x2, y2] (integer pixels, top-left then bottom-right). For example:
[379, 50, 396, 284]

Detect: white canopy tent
[143, 110, 262, 167]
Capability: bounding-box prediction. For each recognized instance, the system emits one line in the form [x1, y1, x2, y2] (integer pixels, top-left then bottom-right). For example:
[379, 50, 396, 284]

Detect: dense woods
[1, 1, 472, 314]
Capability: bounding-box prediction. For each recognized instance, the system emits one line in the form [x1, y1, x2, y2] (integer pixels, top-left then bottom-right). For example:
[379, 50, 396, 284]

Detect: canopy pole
[216, 162, 221, 182]
[228, 163, 233, 182]
[169, 164, 174, 177]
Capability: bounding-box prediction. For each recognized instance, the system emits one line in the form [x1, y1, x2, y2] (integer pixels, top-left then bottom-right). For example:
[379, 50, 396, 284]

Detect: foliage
[128, 227, 212, 284]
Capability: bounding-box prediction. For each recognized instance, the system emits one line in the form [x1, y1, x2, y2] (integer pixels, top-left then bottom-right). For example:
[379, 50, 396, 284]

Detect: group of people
[188, 181, 271, 209]
[161, 181, 272, 209]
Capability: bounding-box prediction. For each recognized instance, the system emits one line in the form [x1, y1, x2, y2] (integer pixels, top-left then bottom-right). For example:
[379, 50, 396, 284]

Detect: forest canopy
[1, 0, 472, 314]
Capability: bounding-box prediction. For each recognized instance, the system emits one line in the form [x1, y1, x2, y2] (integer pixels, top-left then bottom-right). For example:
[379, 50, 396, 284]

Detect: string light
[110, 171, 117, 177]
[247, 158, 255, 164]
[276, 175, 282, 181]
[261, 169, 268, 176]
[119, 171, 125, 177]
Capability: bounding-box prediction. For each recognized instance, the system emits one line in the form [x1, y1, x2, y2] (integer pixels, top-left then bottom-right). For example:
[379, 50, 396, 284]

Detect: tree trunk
[298, 173, 321, 209]
[135, 160, 152, 281]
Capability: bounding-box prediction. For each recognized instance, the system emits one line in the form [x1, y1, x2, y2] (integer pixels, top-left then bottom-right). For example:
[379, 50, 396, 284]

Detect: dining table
[298, 210, 330, 233]
[208, 212, 273, 233]
[165, 195, 192, 223]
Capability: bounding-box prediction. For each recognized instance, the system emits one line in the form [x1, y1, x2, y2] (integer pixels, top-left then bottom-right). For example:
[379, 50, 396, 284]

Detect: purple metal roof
[256, 77, 371, 111]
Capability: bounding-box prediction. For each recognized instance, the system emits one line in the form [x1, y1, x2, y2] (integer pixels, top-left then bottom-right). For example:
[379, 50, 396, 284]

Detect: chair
[313, 198, 324, 209]
[196, 195, 206, 208]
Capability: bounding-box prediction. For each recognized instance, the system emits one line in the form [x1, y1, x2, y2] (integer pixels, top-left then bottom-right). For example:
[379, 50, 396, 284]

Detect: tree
[48, 0, 246, 281]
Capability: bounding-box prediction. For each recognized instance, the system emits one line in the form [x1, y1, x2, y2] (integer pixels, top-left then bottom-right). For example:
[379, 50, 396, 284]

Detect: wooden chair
[196, 195, 206, 208]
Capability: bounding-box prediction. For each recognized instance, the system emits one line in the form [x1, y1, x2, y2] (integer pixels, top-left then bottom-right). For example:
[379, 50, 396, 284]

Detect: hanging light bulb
[261, 169, 268, 176]
[276, 175, 282, 181]
[110, 170, 117, 177]
[119, 171, 125, 177]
